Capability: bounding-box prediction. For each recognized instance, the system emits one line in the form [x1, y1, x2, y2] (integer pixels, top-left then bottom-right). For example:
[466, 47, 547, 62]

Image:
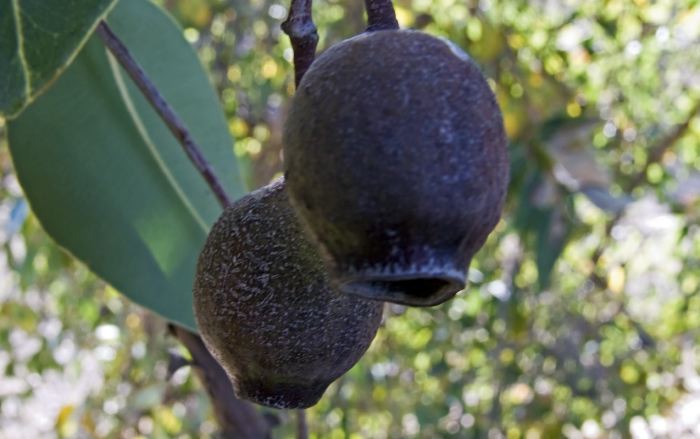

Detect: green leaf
[7, 0, 245, 331]
[0, 0, 117, 118]
[511, 171, 572, 290]
[534, 202, 571, 290]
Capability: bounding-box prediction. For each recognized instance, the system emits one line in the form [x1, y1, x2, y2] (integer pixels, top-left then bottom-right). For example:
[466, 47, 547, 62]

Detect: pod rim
[337, 269, 466, 307]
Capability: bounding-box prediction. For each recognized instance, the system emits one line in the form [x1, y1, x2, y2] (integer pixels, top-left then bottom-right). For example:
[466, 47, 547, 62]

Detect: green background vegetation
[1, 0, 700, 437]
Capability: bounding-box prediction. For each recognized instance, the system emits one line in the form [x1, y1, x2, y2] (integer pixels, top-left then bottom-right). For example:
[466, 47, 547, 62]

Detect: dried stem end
[282, 0, 319, 87]
[364, 0, 399, 31]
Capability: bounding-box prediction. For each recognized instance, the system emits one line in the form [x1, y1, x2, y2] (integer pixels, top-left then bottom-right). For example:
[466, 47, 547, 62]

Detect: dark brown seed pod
[193, 179, 384, 409]
[283, 30, 509, 307]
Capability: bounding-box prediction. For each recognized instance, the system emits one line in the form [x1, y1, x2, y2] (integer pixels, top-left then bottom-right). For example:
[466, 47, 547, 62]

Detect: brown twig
[97, 21, 274, 438]
[589, 99, 700, 266]
[580, 102, 700, 349]
[281, 0, 318, 87]
[169, 325, 272, 439]
[296, 409, 309, 439]
[624, 100, 700, 191]
[364, 0, 399, 31]
[95, 21, 232, 207]
[588, 99, 700, 269]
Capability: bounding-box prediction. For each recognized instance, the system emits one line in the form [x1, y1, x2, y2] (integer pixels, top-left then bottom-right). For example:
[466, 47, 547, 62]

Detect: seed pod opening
[284, 30, 509, 306]
[194, 179, 384, 409]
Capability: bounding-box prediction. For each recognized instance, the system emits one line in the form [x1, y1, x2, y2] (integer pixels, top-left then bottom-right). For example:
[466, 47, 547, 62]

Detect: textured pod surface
[284, 30, 509, 307]
[194, 179, 383, 409]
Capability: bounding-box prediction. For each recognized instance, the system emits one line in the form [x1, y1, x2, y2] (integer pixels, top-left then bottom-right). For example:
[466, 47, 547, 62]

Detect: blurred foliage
[2, 0, 700, 437]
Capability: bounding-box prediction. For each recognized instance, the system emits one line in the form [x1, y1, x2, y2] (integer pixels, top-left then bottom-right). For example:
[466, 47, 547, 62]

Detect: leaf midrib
[11, 0, 31, 98]
[5, 0, 119, 119]
[106, 50, 211, 234]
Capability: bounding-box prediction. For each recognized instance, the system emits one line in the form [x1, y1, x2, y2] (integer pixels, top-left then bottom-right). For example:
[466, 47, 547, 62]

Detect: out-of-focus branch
[95, 21, 232, 207]
[169, 326, 273, 439]
[296, 409, 309, 439]
[590, 99, 700, 268]
[364, 0, 399, 31]
[579, 102, 700, 350]
[624, 100, 700, 191]
[281, 0, 318, 87]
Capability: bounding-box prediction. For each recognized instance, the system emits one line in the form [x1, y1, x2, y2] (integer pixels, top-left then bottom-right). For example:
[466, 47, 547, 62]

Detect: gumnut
[194, 179, 384, 409]
[283, 30, 509, 306]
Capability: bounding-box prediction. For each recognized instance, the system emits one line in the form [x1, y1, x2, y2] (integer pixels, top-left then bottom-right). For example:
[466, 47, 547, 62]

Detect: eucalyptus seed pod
[194, 179, 383, 409]
[283, 30, 509, 307]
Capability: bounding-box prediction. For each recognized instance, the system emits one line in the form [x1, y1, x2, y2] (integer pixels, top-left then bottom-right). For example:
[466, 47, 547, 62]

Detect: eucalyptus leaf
[512, 171, 572, 290]
[0, 0, 117, 118]
[7, 0, 244, 331]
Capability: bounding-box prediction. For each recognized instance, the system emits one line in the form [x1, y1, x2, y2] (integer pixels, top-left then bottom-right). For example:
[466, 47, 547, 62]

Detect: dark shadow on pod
[194, 179, 384, 409]
[284, 30, 509, 306]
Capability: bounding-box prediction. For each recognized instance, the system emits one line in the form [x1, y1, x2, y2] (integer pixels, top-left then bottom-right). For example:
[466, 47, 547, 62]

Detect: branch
[169, 325, 273, 439]
[96, 21, 273, 438]
[575, 105, 700, 350]
[571, 107, 700, 355]
[296, 409, 309, 439]
[95, 21, 232, 207]
[624, 100, 700, 191]
[281, 0, 318, 87]
[589, 99, 700, 268]
[364, 0, 399, 31]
